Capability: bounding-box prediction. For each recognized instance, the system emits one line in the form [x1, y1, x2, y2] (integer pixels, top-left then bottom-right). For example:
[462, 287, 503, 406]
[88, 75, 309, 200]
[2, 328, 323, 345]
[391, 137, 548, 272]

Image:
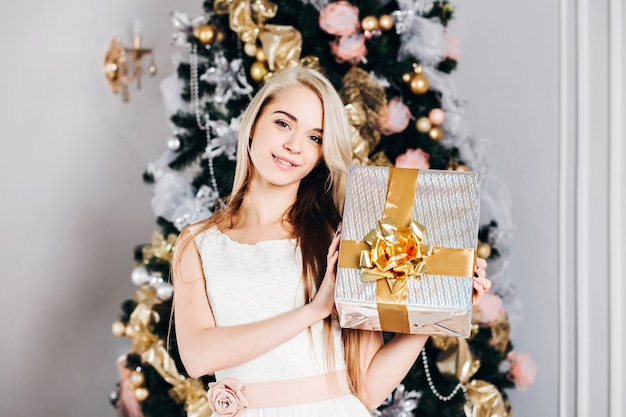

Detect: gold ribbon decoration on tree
[464, 380, 510, 417]
[340, 67, 388, 164]
[125, 303, 160, 354]
[143, 341, 212, 417]
[142, 230, 178, 263]
[430, 336, 509, 417]
[214, 0, 303, 73]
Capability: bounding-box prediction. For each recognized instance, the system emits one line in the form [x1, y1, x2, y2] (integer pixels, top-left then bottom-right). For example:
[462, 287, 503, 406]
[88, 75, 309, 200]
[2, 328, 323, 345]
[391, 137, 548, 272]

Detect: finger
[474, 275, 491, 291]
[476, 257, 487, 269]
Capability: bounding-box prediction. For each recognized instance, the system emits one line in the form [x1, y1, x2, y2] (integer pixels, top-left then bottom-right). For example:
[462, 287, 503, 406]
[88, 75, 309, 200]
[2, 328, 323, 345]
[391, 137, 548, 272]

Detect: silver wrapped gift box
[335, 166, 481, 337]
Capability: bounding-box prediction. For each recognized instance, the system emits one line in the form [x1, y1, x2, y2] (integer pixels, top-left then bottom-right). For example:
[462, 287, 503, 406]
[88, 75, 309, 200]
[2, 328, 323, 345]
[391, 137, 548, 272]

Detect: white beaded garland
[421, 347, 468, 402]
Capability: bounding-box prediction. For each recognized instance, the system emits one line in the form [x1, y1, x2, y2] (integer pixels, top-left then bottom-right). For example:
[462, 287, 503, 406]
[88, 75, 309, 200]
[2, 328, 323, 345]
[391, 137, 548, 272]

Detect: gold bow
[125, 303, 160, 354]
[142, 230, 178, 263]
[464, 380, 510, 417]
[360, 218, 433, 293]
[258, 24, 302, 71]
[215, 0, 277, 43]
[143, 341, 212, 417]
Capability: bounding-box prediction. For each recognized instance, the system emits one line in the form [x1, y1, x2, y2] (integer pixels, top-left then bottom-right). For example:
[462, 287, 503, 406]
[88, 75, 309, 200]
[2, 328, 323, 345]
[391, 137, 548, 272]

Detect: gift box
[335, 166, 481, 337]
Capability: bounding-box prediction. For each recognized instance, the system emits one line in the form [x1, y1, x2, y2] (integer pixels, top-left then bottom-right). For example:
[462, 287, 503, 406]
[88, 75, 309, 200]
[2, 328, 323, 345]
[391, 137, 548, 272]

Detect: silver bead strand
[189, 43, 219, 196]
[421, 347, 468, 402]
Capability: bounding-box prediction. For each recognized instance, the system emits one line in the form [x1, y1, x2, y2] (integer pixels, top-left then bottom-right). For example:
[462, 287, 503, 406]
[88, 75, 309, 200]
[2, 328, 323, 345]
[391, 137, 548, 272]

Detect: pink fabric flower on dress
[330, 33, 367, 65]
[207, 378, 248, 417]
[506, 352, 537, 391]
[319, 1, 361, 37]
[395, 148, 430, 169]
[474, 291, 505, 326]
[380, 97, 412, 135]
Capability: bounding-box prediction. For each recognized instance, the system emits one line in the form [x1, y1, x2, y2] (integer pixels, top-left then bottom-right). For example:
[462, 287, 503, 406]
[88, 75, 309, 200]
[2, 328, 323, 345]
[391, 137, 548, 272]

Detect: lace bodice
[194, 227, 346, 383]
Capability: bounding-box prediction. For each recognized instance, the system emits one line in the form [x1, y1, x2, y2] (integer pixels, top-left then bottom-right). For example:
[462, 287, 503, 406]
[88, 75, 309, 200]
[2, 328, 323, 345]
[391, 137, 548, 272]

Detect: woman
[172, 67, 490, 416]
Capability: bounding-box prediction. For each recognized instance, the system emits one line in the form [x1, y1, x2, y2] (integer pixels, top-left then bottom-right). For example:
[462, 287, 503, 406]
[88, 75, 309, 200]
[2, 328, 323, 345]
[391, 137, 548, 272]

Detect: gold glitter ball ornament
[477, 241, 492, 259]
[416, 117, 432, 133]
[193, 24, 216, 44]
[361, 15, 379, 32]
[379, 14, 394, 31]
[250, 61, 269, 82]
[111, 321, 126, 337]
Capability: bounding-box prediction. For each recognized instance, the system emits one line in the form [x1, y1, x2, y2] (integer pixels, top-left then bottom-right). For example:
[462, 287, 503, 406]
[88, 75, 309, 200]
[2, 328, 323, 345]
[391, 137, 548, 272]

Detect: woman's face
[249, 85, 324, 189]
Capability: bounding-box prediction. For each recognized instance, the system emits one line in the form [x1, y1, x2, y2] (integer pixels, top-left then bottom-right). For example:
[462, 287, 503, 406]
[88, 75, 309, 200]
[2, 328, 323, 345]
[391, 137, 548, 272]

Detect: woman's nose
[282, 135, 301, 153]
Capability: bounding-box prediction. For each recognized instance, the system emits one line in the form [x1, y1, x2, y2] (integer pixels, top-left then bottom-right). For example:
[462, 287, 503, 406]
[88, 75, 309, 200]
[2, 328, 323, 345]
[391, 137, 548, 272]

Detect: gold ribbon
[143, 341, 212, 417]
[340, 67, 388, 164]
[464, 379, 510, 417]
[215, 0, 277, 43]
[338, 167, 476, 333]
[142, 231, 178, 263]
[431, 336, 480, 384]
[126, 303, 160, 354]
[258, 24, 302, 71]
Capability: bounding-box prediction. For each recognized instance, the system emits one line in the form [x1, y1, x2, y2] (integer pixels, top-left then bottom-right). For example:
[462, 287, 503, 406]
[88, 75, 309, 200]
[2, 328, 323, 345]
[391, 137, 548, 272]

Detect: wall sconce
[103, 20, 157, 102]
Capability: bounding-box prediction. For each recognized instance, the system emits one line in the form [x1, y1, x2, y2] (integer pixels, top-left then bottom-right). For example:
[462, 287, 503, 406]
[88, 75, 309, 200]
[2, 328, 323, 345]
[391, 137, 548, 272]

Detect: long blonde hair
[179, 67, 366, 399]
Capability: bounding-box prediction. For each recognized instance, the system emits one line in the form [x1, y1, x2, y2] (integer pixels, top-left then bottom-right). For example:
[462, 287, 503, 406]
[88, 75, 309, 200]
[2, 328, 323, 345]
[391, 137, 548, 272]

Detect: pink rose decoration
[474, 291, 505, 326]
[330, 33, 367, 65]
[319, 1, 361, 37]
[207, 378, 248, 417]
[506, 352, 537, 391]
[115, 356, 144, 417]
[395, 148, 430, 169]
[380, 97, 412, 135]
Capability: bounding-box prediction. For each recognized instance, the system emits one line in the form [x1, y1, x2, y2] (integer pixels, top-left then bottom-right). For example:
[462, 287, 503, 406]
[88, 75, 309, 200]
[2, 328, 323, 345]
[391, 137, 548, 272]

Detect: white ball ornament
[167, 137, 181, 150]
[157, 283, 175, 300]
[131, 266, 150, 286]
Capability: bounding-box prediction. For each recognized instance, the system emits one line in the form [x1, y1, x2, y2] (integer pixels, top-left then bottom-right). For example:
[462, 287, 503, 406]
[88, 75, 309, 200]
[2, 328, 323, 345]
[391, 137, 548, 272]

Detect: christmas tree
[110, 1, 536, 416]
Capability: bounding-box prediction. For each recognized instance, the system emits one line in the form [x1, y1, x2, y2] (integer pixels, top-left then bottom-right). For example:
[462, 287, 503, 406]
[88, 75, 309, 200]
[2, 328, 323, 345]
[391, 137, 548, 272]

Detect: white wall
[0, 1, 201, 416]
[1, 1, 623, 417]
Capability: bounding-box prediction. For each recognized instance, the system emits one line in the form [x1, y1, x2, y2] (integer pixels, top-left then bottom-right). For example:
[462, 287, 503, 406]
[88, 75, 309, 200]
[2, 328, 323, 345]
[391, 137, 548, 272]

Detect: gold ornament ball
[361, 16, 379, 32]
[249, 61, 269, 82]
[412, 63, 424, 74]
[255, 48, 266, 62]
[455, 163, 468, 172]
[477, 241, 492, 259]
[244, 42, 258, 57]
[379, 14, 394, 31]
[111, 321, 126, 337]
[402, 72, 413, 83]
[415, 117, 432, 133]
[193, 24, 216, 44]
[129, 371, 145, 387]
[124, 324, 136, 337]
[428, 126, 443, 141]
[134, 387, 149, 402]
[410, 74, 429, 94]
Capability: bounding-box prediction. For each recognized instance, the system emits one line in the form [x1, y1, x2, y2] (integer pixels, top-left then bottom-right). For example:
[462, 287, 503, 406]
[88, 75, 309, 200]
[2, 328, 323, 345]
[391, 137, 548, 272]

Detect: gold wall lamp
[104, 20, 156, 102]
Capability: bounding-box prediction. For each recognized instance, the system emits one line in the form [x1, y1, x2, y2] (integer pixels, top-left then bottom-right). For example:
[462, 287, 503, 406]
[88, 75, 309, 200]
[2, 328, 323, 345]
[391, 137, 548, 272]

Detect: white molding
[576, 0, 591, 416]
[558, 0, 573, 416]
[609, 0, 624, 416]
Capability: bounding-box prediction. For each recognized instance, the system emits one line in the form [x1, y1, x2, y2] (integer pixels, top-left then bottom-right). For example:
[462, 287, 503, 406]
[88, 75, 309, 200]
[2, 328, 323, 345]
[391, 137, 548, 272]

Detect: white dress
[195, 227, 372, 416]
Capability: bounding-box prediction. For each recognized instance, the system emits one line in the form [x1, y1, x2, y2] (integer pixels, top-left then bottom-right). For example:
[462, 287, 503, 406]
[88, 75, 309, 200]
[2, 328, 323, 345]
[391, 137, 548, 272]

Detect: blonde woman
[172, 67, 490, 416]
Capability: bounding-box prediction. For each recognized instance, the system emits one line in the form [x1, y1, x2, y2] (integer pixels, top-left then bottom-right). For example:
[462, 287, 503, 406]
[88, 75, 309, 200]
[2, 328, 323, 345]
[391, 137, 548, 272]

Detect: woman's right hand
[310, 223, 342, 320]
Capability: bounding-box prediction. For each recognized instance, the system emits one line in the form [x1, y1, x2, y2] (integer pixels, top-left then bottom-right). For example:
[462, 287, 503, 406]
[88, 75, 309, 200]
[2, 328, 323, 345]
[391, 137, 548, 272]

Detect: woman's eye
[310, 135, 323, 144]
[276, 120, 289, 129]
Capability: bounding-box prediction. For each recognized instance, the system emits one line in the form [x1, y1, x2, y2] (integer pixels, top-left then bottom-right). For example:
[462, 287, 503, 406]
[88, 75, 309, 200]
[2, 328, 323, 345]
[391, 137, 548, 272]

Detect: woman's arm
[173, 227, 341, 378]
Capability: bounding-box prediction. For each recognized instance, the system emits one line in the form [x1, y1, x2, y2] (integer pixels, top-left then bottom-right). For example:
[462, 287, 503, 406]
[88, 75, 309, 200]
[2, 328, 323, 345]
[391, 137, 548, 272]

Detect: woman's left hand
[472, 257, 491, 305]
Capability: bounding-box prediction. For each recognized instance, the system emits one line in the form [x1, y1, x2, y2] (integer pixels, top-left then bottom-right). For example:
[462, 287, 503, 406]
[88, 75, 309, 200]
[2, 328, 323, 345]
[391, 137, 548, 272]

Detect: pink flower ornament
[380, 97, 412, 135]
[474, 291, 505, 326]
[330, 33, 367, 65]
[395, 148, 430, 170]
[506, 352, 537, 391]
[207, 378, 248, 417]
[319, 1, 361, 37]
